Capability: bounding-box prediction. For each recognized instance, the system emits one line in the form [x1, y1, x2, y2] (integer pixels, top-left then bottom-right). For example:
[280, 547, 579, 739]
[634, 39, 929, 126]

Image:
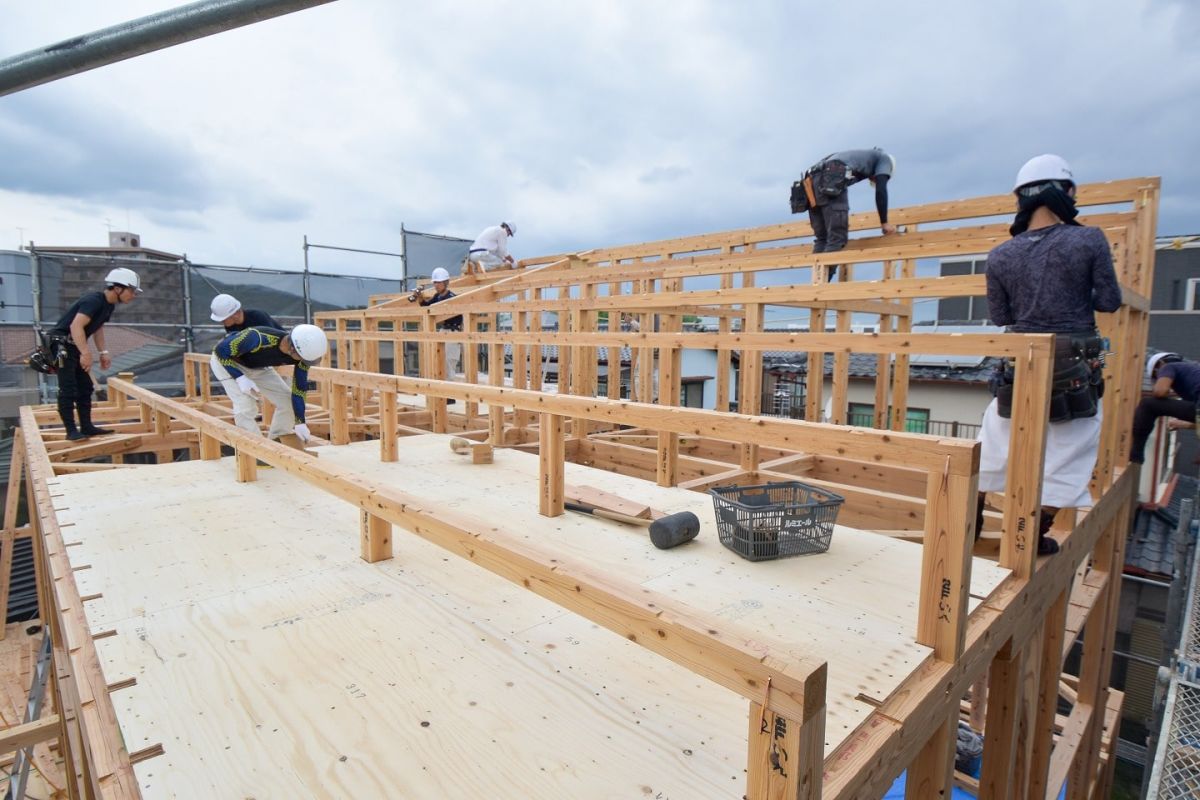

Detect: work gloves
[294, 423, 311, 442]
[235, 375, 257, 395]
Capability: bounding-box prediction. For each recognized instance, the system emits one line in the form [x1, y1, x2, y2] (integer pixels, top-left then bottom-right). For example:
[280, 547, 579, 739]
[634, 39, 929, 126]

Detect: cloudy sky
[1, 0, 1198, 278]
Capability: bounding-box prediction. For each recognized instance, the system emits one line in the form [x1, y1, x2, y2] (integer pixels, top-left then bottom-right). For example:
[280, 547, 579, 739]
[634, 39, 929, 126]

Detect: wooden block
[563, 484, 654, 519]
[470, 444, 493, 464]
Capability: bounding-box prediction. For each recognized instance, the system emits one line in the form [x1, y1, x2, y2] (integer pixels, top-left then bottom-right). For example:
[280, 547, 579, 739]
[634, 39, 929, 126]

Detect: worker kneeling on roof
[212, 324, 328, 442]
[975, 154, 1122, 556]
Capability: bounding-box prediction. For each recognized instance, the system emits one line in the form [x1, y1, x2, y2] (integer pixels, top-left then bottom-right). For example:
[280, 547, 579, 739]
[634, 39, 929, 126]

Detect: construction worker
[465, 221, 516, 274]
[1129, 352, 1200, 464]
[976, 154, 1122, 555]
[408, 267, 464, 387]
[212, 324, 327, 442]
[49, 267, 142, 440]
[209, 293, 281, 332]
[209, 294, 285, 431]
[791, 148, 896, 279]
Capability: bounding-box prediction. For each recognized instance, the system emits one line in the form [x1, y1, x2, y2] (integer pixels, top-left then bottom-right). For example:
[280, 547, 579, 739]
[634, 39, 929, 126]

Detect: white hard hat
[1146, 351, 1182, 380]
[1013, 154, 1074, 192]
[210, 293, 242, 322]
[289, 324, 328, 363]
[431, 267, 451, 282]
[105, 267, 142, 292]
[502, 221, 516, 236]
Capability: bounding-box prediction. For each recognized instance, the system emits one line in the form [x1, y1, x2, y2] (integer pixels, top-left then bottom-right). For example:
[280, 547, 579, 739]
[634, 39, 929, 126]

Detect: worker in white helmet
[408, 267, 464, 390]
[791, 148, 896, 279]
[975, 154, 1122, 556]
[47, 267, 142, 440]
[208, 294, 285, 433]
[1130, 351, 1199, 464]
[212, 324, 328, 442]
[465, 221, 516, 274]
[209, 293, 281, 333]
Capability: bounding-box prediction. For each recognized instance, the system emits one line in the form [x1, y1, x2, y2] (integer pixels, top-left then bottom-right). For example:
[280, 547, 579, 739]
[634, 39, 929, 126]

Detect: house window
[848, 402, 931, 432]
[938, 258, 989, 322]
[1187, 277, 1200, 311]
[680, 378, 708, 408]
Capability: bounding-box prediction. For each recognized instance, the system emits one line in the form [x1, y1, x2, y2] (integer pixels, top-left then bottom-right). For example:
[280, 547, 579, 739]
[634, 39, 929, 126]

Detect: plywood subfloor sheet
[51, 435, 1008, 798]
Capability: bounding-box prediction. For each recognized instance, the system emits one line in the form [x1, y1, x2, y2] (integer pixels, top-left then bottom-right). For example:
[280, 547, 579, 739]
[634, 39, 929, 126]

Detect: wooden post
[488, 343, 505, 446]
[747, 700, 825, 800]
[740, 302, 764, 471]
[977, 639, 1026, 799]
[464, 312, 479, 420]
[379, 390, 398, 462]
[330, 383, 350, 445]
[908, 465, 978, 800]
[235, 450, 257, 482]
[1027, 589, 1070, 799]
[1000, 342, 1054, 577]
[657, 431, 679, 488]
[715, 247, 734, 411]
[539, 413, 565, 517]
[184, 357, 197, 398]
[359, 510, 393, 563]
[890, 257, 915, 430]
[199, 433, 222, 461]
[829, 264, 854, 424]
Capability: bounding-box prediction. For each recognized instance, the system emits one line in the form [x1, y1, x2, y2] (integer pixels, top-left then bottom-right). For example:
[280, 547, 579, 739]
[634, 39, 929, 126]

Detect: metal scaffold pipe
[0, 0, 337, 97]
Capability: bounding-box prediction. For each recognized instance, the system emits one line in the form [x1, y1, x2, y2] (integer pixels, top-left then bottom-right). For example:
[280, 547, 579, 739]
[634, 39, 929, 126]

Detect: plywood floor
[51, 435, 1009, 799]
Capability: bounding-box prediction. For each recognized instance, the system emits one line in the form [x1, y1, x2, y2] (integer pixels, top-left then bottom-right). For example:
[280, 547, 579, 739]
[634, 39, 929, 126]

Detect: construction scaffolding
[1146, 495, 1200, 798]
[0, 177, 1160, 799]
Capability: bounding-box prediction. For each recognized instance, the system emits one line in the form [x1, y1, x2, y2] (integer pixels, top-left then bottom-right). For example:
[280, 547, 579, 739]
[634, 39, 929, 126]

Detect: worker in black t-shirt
[209, 293, 282, 332]
[49, 267, 142, 440]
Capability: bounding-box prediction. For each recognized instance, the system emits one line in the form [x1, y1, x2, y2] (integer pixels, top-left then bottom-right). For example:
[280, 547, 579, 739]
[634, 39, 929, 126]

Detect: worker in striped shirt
[212, 324, 327, 442]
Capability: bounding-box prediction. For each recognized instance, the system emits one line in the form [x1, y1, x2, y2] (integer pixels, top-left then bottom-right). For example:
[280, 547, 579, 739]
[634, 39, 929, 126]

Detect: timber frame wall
[4, 177, 1158, 799]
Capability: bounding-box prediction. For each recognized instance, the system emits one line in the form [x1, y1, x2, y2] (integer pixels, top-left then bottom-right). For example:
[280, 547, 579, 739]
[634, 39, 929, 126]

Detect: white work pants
[977, 397, 1101, 508]
[210, 354, 294, 440]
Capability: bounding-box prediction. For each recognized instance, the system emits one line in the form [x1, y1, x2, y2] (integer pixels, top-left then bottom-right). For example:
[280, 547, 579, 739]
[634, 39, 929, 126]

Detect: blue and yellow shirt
[213, 326, 311, 422]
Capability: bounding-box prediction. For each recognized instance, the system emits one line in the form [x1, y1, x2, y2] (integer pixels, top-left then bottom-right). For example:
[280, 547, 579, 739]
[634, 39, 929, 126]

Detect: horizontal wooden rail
[105, 378, 827, 723]
[306, 367, 979, 475]
[321, 329, 1058, 359]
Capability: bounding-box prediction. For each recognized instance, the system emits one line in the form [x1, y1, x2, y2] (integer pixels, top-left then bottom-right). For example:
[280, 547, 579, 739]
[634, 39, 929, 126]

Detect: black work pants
[1129, 396, 1197, 463]
[808, 189, 849, 279]
[56, 343, 94, 401]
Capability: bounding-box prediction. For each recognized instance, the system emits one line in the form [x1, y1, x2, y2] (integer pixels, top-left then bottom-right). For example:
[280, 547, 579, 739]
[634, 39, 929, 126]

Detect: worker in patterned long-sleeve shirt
[212, 324, 327, 442]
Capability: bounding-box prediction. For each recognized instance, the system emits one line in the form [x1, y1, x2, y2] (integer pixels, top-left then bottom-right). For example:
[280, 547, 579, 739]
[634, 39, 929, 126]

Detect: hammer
[563, 499, 701, 550]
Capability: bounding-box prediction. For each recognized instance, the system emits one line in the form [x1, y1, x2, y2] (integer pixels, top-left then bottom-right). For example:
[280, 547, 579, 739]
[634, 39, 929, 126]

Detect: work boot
[58, 397, 85, 441]
[77, 398, 112, 437]
[1037, 509, 1060, 556]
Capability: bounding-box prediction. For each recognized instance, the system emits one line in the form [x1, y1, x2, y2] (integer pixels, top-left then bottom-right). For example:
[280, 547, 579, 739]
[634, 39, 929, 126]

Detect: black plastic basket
[708, 482, 844, 561]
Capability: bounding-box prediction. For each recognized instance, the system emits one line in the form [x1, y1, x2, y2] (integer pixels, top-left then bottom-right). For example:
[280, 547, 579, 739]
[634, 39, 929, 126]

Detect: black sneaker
[66, 430, 87, 441]
[80, 426, 112, 436]
[1037, 535, 1059, 556]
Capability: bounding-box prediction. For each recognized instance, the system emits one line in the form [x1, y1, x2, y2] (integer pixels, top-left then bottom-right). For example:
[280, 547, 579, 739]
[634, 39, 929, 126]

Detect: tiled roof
[763, 351, 1001, 385]
[1125, 474, 1199, 578]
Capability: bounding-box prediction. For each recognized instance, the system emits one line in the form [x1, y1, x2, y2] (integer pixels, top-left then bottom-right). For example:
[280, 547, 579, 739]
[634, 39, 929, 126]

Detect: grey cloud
[0, 92, 214, 210]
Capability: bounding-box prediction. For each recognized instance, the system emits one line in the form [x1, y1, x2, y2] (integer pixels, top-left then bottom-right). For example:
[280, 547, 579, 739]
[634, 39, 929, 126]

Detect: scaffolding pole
[0, 0, 337, 97]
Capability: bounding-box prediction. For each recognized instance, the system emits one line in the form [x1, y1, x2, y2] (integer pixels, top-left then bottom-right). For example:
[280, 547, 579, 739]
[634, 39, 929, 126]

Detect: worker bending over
[212, 324, 328, 442]
[1129, 352, 1200, 464]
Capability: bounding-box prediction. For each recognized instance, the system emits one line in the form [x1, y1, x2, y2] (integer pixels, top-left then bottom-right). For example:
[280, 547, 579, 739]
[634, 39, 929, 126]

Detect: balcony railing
[759, 394, 981, 439]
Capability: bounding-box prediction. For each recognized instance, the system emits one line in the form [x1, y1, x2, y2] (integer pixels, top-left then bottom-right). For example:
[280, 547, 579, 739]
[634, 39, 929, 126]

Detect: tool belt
[791, 161, 847, 214]
[27, 330, 69, 375]
[992, 333, 1105, 422]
